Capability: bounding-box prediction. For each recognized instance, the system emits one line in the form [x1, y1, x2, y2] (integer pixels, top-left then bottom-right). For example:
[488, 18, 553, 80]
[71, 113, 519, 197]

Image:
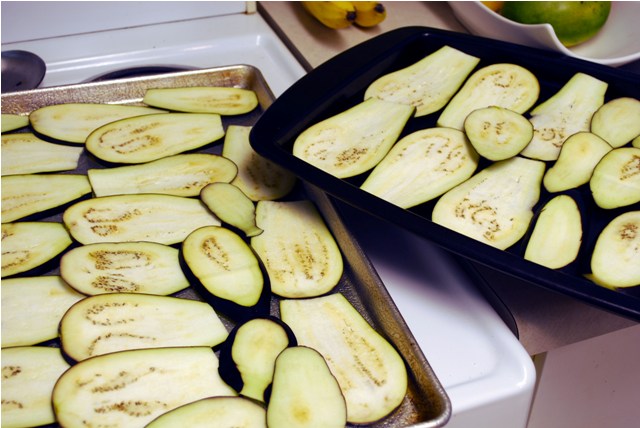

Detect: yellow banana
[352, 1, 386, 27]
[302, 1, 357, 29]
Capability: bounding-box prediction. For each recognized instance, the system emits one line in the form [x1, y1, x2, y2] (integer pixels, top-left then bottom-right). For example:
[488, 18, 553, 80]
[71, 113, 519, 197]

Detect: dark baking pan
[250, 26, 640, 321]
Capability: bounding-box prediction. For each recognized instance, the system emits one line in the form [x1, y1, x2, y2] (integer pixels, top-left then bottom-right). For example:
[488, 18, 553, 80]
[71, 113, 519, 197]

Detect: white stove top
[1, 2, 535, 426]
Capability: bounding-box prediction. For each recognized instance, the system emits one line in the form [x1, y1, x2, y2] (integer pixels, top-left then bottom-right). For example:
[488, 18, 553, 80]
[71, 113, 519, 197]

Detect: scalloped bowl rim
[448, 1, 640, 66]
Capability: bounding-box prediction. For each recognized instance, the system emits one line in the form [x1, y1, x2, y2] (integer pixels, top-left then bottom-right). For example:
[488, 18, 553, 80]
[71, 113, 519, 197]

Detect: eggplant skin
[218, 316, 297, 402]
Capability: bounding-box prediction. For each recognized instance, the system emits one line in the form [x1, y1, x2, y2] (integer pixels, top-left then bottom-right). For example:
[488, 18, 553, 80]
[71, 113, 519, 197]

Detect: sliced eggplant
[29, 102, 165, 144]
[521, 72, 608, 161]
[432, 156, 546, 250]
[1, 132, 83, 176]
[360, 127, 479, 208]
[60, 241, 189, 295]
[590, 97, 640, 148]
[63, 193, 220, 245]
[1, 276, 84, 347]
[590, 147, 640, 209]
[85, 112, 224, 164]
[222, 125, 297, 201]
[251, 200, 343, 298]
[543, 132, 612, 193]
[463, 106, 534, 161]
[590, 211, 640, 288]
[292, 98, 414, 178]
[437, 63, 540, 130]
[266, 346, 347, 428]
[88, 153, 238, 197]
[59, 293, 229, 361]
[364, 45, 480, 117]
[143, 86, 259, 115]
[280, 293, 407, 424]
[633, 135, 640, 149]
[200, 182, 262, 237]
[1, 222, 72, 277]
[1, 173, 92, 223]
[1, 346, 71, 428]
[182, 225, 269, 319]
[146, 396, 267, 428]
[218, 316, 296, 402]
[524, 195, 582, 269]
[1, 113, 29, 133]
[52, 347, 237, 428]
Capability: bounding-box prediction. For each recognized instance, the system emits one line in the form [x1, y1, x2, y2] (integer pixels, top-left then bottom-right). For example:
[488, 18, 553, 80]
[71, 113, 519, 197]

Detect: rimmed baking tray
[249, 26, 640, 321]
[1, 65, 451, 427]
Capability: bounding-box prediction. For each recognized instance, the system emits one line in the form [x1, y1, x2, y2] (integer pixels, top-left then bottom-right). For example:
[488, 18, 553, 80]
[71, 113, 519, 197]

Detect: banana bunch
[301, 1, 387, 30]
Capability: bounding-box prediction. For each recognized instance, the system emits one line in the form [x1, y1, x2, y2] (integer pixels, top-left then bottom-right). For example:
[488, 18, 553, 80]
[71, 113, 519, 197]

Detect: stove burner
[86, 65, 197, 82]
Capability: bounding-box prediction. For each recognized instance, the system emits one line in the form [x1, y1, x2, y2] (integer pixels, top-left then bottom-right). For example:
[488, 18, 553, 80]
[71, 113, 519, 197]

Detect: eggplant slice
[280, 293, 407, 424]
[63, 193, 221, 245]
[1, 173, 92, 223]
[53, 347, 237, 428]
[60, 241, 189, 295]
[142, 86, 259, 115]
[1, 132, 83, 176]
[146, 396, 267, 428]
[1, 222, 72, 278]
[251, 200, 344, 299]
[1, 276, 85, 347]
[1, 346, 71, 428]
[59, 293, 229, 361]
[267, 346, 347, 428]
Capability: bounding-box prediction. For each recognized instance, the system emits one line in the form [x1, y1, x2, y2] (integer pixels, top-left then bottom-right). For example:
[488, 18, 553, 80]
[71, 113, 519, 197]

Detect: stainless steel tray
[1, 65, 451, 427]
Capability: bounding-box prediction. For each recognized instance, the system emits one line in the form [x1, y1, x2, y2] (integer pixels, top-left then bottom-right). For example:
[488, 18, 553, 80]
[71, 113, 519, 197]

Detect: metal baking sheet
[249, 27, 640, 321]
[1, 65, 451, 427]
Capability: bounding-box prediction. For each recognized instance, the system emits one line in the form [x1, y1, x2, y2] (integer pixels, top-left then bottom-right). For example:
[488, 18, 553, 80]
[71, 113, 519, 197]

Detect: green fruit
[501, 1, 611, 47]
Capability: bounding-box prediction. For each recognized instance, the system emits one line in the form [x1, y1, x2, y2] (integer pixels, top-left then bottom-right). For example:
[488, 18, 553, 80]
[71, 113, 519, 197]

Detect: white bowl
[448, 1, 640, 67]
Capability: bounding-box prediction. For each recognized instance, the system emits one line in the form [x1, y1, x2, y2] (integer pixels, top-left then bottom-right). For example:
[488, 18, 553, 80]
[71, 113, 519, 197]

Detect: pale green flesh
[1, 174, 92, 223]
[251, 200, 343, 298]
[63, 194, 220, 245]
[543, 132, 612, 193]
[1, 346, 71, 428]
[85, 113, 224, 163]
[432, 156, 545, 250]
[280, 293, 407, 424]
[591, 97, 640, 148]
[60, 241, 189, 295]
[1, 222, 72, 278]
[590, 147, 640, 209]
[293, 98, 414, 178]
[267, 346, 347, 428]
[365, 45, 480, 117]
[29, 103, 166, 144]
[232, 318, 290, 402]
[183, 225, 263, 307]
[59, 293, 228, 361]
[1, 133, 83, 175]
[524, 195, 582, 269]
[463, 106, 533, 161]
[1, 276, 84, 347]
[223, 125, 297, 201]
[53, 347, 236, 428]
[200, 182, 262, 237]
[521, 72, 608, 161]
[88, 153, 237, 197]
[590, 211, 640, 288]
[1, 113, 29, 133]
[146, 397, 266, 428]
[361, 127, 479, 208]
[437, 63, 540, 130]
[143, 86, 259, 115]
